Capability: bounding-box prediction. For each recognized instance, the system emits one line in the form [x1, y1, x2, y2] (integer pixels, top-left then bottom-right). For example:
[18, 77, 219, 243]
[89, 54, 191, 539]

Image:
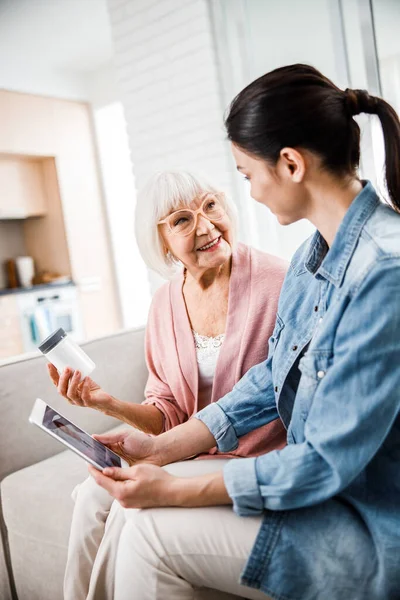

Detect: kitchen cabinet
[0, 90, 120, 348]
[0, 156, 47, 219]
[0, 295, 24, 359]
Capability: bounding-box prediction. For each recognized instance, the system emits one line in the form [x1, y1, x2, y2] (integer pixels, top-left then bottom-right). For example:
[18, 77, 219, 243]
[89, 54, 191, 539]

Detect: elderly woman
[49, 171, 287, 600]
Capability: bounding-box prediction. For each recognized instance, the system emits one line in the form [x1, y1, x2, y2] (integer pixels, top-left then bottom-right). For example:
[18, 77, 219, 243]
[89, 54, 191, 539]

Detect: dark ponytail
[374, 98, 400, 211]
[225, 64, 400, 212]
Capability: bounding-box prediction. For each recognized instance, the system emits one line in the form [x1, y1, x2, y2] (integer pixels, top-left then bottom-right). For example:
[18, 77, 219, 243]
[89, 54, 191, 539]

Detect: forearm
[195, 359, 279, 452]
[104, 397, 164, 435]
[169, 470, 232, 507]
[152, 418, 216, 466]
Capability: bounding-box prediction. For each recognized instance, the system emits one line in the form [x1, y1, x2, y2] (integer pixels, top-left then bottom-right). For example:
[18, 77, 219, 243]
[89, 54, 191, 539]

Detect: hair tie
[344, 88, 379, 117]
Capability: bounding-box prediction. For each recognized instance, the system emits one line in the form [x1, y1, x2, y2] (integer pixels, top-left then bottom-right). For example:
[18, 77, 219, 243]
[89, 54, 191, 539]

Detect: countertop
[0, 280, 75, 297]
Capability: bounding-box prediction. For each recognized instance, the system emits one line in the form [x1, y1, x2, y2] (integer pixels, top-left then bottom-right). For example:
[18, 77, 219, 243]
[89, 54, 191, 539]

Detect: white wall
[107, 0, 236, 290]
[373, 0, 400, 111]
[0, 0, 114, 102]
[246, 0, 339, 84]
[86, 64, 121, 108]
[107, 0, 232, 191]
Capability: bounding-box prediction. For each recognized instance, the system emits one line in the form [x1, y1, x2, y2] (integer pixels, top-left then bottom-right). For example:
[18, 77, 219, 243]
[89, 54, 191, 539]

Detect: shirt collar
[304, 181, 380, 287]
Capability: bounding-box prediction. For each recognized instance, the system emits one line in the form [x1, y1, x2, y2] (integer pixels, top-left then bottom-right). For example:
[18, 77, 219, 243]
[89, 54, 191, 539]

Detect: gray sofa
[0, 327, 147, 600]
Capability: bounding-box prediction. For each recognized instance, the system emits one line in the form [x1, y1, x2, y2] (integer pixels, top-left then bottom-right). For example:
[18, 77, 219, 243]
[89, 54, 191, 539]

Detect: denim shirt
[196, 182, 400, 600]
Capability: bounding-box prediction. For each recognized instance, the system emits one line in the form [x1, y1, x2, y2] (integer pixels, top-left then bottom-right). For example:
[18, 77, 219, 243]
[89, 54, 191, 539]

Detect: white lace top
[193, 330, 225, 411]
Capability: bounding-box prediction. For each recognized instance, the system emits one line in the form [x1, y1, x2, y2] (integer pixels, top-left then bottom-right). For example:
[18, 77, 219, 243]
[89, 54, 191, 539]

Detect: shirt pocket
[269, 314, 285, 353]
[297, 351, 333, 420]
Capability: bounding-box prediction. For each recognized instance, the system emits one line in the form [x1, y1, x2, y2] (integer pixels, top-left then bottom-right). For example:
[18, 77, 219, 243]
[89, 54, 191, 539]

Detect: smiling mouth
[197, 236, 222, 251]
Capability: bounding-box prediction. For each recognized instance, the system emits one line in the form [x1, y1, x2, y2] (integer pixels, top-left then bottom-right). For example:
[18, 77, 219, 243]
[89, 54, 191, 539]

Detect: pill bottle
[38, 328, 95, 378]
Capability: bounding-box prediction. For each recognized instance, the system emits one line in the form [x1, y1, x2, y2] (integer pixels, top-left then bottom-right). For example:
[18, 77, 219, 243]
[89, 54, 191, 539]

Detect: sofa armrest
[0, 327, 147, 482]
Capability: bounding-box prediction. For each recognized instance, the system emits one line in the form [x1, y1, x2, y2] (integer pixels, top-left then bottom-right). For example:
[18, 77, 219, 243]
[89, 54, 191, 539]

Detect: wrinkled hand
[88, 463, 177, 509]
[47, 364, 113, 412]
[93, 429, 157, 467]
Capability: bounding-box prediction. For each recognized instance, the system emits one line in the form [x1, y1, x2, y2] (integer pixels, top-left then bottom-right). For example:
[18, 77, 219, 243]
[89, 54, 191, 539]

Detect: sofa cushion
[1, 416, 127, 600]
[0, 524, 12, 600]
[1, 449, 86, 600]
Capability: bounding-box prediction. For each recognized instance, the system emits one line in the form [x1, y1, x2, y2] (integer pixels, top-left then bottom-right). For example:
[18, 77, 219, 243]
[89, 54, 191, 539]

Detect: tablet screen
[43, 406, 122, 468]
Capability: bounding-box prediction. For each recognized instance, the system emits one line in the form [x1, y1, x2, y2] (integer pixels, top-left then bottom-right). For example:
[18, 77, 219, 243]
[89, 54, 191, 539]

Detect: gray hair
[135, 171, 238, 279]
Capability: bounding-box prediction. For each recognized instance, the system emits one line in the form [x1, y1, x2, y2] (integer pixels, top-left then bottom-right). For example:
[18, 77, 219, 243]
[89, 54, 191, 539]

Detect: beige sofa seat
[2, 451, 87, 600]
[0, 327, 147, 600]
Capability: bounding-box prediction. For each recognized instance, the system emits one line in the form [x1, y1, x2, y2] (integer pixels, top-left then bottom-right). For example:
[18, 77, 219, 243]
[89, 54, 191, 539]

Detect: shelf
[0, 281, 75, 297]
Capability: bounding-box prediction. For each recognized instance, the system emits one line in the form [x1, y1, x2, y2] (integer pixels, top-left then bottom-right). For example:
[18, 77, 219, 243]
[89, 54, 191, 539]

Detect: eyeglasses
[158, 192, 226, 236]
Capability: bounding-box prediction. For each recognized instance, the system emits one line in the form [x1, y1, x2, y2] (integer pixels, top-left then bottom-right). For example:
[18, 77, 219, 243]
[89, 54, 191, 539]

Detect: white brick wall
[107, 0, 235, 196]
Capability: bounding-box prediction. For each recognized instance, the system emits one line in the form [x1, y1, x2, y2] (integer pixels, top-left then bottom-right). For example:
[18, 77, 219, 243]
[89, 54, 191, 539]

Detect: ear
[163, 244, 174, 259]
[278, 147, 306, 183]
[159, 233, 169, 256]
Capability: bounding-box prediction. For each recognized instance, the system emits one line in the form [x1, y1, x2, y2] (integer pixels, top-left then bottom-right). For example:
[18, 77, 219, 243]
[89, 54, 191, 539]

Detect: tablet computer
[29, 398, 129, 470]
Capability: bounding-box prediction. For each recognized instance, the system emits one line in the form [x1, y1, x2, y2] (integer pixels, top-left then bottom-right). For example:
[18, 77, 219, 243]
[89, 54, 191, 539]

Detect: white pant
[64, 460, 270, 600]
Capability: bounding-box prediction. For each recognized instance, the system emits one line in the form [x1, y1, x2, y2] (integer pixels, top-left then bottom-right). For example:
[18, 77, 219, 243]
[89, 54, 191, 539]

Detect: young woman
[90, 64, 400, 600]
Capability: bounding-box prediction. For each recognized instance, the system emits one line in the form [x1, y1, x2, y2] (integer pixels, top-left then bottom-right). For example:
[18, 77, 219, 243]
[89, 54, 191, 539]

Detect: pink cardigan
[142, 243, 288, 458]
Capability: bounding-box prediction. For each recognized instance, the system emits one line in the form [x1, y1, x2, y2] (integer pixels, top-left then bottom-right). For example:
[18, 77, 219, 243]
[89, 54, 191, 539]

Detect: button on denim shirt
[196, 182, 400, 600]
